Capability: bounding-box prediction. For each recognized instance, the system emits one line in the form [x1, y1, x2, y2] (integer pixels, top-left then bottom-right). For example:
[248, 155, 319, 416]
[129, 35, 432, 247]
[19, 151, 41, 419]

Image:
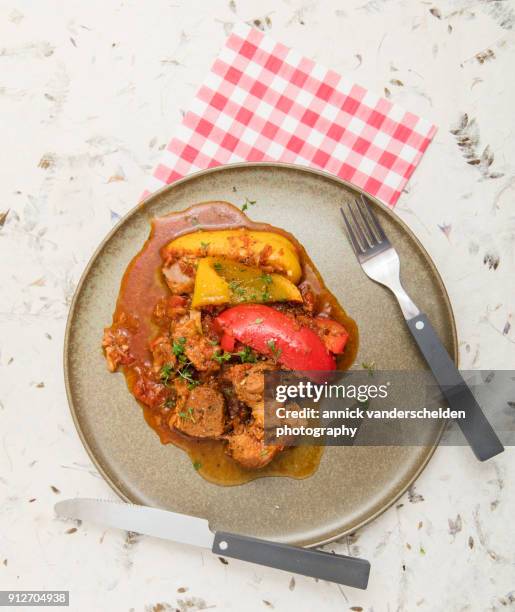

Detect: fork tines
[340, 194, 390, 257]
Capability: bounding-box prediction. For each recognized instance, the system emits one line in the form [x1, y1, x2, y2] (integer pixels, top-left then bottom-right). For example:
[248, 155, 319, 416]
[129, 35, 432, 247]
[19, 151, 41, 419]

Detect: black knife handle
[212, 531, 370, 589]
[407, 313, 504, 461]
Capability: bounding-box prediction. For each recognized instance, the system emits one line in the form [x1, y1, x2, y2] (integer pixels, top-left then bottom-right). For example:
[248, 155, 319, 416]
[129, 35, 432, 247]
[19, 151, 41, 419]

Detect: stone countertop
[0, 1, 514, 610]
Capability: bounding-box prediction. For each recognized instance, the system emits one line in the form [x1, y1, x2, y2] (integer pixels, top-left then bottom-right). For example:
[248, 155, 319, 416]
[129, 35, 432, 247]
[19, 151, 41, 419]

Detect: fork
[340, 195, 504, 462]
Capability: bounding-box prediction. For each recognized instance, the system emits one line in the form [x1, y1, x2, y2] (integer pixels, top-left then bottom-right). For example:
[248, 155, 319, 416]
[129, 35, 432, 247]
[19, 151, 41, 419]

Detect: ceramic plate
[64, 163, 457, 546]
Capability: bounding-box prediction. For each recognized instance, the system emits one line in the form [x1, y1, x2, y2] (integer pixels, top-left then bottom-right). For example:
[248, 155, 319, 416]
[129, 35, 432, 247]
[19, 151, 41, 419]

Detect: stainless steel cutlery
[55, 498, 370, 589]
[340, 194, 504, 461]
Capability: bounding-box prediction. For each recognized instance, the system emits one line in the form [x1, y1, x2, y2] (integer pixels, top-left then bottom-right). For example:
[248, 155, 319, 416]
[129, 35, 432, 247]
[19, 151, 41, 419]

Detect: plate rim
[63, 161, 458, 546]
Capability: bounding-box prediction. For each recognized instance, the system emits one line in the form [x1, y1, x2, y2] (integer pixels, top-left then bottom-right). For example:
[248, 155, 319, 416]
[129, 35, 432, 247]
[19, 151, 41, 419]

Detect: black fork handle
[407, 313, 504, 461]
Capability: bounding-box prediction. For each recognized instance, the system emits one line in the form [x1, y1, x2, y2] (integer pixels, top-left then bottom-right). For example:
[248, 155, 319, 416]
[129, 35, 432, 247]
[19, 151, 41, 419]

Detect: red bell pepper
[313, 316, 349, 354]
[220, 331, 235, 352]
[215, 304, 336, 371]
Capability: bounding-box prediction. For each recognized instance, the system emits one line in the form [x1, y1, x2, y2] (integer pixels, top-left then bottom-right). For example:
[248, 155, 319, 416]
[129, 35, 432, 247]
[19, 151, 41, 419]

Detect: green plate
[64, 163, 457, 546]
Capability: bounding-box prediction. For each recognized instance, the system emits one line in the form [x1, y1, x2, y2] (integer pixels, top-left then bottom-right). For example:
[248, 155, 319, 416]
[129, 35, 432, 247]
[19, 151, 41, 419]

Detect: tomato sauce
[106, 201, 358, 485]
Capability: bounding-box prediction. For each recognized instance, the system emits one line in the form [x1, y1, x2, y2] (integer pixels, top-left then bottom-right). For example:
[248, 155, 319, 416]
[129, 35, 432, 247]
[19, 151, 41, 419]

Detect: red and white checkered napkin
[144, 23, 436, 207]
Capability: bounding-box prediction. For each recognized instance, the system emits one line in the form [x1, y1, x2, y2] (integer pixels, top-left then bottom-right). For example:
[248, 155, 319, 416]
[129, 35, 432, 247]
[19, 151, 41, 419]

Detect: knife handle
[212, 531, 370, 589]
[407, 313, 504, 461]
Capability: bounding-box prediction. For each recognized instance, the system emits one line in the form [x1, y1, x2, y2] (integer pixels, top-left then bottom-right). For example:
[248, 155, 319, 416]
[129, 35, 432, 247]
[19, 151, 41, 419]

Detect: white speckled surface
[0, 1, 514, 610]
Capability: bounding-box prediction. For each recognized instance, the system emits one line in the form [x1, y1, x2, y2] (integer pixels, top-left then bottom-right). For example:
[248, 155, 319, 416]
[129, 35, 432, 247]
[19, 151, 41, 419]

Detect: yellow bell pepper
[191, 258, 230, 308]
[191, 258, 302, 309]
[163, 229, 302, 284]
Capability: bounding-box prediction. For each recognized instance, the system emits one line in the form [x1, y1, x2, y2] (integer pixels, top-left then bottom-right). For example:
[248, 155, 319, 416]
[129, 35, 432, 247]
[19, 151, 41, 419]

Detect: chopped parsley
[212, 350, 232, 364]
[178, 407, 196, 422]
[228, 279, 246, 298]
[261, 289, 271, 302]
[241, 197, 257, 212]
[235, 345, 257, 363]
[161, 339, 200, 390]
[254, 318, 264, 324]
[176, 364, 199, 389]
[193, 461, 202, 471]
[361, 361, 376, 376]
[200, 241, 210, 253]
[260, 274, 273, 302]
[213, 261, 224, 273]
[172, 337, 187, 360]
[211, 345, 258, 364]
[160, 363, 173, 386]
[229, 285, 247, 302]
[266, 339, 282, 360]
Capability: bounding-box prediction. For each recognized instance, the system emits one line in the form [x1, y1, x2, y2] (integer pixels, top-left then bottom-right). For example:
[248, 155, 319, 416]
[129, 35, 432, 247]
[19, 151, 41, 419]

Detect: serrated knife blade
[55, 498, 370, 589]
[55, 498, 213, 548]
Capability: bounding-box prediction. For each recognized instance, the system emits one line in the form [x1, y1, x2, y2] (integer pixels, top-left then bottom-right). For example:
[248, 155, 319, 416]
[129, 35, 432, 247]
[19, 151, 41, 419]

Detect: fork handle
[407, 313, 504, 461]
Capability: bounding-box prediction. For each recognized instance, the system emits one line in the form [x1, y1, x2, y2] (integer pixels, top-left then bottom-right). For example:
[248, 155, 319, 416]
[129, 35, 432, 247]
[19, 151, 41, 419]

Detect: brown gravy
[109, 201, 358, 485]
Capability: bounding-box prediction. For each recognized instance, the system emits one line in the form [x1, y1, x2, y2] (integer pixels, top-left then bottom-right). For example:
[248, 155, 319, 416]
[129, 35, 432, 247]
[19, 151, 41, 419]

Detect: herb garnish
[160, 363, 173, 386]
[211, 345, 257, 364]
[178, 406, 196, 422]
[235, 345, 257, 363]
[193, 461, 202, 471]
[261, 289, 271, 302]
[172, 337, 187, 361]
[241, 197, 256, 212]
[161, 338, 200, 389]
[266, 339, 282, 360]
[212, 350, 232, 364]
[213, 261, 224, 273]
[228, 279, 246, 298]
[176, 365, 199, 389]
[361, 361, 376, 376]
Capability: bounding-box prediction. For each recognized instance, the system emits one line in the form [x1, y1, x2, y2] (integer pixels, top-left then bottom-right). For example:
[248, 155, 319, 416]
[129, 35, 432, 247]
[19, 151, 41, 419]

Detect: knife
[55, 498, 370, 589]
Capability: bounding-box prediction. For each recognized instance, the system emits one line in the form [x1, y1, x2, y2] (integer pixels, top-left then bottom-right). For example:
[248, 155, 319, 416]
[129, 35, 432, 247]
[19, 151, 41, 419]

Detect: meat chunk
[173, 384, 225, 438]
[226, 425, 281, 469]
[166, 379, 189, 414]
[149, 335, 176, 373]
[102, 326, 133, 372]
[299, 281, 316, 314]
[102, 312, 138, 371]
[223, 362, 283, 468]
[223, 362, 276, 422]
[172, 313, 220, 373]
[132, 368, 167, 408]
[153, 295, 189, 326]
[162, 257, 196, 294]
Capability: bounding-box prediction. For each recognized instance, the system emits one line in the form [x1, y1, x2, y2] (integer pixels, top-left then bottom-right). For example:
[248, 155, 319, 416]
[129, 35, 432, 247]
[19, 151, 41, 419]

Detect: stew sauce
[107, 201, 358, 485]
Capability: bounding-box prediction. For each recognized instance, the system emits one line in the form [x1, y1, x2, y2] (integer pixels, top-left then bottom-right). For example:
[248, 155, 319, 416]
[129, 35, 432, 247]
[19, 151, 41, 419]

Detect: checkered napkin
[144, 23, 436, 207]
